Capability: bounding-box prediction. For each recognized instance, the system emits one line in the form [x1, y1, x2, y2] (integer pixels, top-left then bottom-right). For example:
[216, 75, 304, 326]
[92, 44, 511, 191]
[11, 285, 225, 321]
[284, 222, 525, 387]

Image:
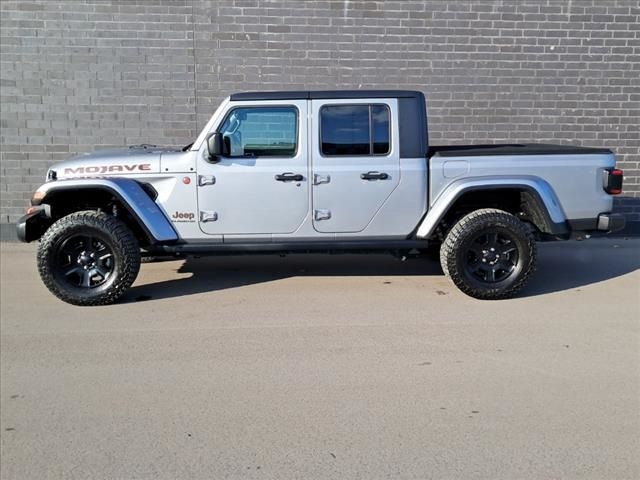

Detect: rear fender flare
[33, 177, 178, 243]
[415, 176, 568, 239]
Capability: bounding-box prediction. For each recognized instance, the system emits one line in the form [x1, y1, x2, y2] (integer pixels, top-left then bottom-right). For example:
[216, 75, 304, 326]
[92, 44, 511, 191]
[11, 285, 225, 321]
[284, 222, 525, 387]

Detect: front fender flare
[415, 176, 568, 239]
[33, 177, 178, 243]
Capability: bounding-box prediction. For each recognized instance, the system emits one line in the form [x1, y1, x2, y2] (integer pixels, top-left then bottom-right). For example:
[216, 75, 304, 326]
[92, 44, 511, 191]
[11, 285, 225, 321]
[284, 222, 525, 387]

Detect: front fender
[415, 176, 568, 239]
[31, 177, 178, 243]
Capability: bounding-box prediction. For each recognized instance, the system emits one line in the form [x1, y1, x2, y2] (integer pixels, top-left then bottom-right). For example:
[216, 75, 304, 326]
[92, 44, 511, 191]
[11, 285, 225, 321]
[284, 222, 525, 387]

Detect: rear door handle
[360, 171, 389, 180]
[275, 172, 304, 182]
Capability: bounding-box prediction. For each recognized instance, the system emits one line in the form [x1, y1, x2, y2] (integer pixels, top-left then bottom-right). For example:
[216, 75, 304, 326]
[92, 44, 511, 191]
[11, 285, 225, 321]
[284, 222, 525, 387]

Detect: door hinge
[198, 175, 216, 186]
[314, 209, 331, 221]
[200, 210, 218, 222]
[313, 174, 331, 185]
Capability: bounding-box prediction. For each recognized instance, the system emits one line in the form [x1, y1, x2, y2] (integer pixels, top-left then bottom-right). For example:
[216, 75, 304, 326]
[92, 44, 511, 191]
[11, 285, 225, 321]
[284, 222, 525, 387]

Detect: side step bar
[151, 240, 429, 256]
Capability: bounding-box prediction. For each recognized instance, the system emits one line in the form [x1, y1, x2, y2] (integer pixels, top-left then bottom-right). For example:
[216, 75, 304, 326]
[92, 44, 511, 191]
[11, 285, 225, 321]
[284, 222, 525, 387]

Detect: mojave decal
[63, 164, 152, 175]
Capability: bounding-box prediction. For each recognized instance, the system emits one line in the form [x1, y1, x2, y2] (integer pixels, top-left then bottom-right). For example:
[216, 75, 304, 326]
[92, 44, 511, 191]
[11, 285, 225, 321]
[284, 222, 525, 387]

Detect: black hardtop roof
[229, 90, 424, 101]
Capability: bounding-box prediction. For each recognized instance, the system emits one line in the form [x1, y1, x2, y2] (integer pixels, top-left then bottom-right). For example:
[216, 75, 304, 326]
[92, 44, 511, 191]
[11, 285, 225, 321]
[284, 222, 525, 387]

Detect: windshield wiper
[182, 142, 194, 151]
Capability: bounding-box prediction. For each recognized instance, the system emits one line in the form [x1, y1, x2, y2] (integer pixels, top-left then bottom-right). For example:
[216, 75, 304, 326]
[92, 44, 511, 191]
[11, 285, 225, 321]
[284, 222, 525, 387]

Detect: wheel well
[434, 188, 556, 241]
[42, 188, 151, 246]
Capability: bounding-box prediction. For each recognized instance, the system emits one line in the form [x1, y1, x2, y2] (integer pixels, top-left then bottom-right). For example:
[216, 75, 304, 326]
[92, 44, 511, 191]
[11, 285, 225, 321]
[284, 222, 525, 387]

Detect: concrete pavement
[1, 239, 639, 479]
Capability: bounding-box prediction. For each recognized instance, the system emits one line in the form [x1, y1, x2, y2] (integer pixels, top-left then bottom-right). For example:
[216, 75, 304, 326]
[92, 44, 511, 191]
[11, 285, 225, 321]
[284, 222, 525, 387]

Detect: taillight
[604, 168, 623, 195]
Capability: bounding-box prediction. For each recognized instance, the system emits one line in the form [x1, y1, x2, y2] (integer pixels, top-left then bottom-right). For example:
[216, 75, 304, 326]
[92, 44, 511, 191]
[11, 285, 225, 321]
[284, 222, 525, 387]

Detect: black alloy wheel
[53, 234, 115, 288]
[463, 230, 519, 284]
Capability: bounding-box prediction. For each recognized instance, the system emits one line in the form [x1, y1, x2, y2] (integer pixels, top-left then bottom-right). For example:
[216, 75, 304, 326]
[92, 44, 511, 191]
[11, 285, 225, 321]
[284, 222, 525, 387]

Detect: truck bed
[428, 143, 612, 158]
[427, 142, 616, 227]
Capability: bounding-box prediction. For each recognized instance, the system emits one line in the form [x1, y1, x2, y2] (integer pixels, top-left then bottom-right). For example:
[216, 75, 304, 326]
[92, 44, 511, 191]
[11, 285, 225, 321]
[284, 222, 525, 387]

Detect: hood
[48, 145, 181, 180]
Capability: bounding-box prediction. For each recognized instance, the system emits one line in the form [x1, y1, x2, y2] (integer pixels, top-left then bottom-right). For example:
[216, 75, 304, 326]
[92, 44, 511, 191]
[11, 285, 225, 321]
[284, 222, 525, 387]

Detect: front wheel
[440, 209, 536, 300]
[37, 211, 141, 306]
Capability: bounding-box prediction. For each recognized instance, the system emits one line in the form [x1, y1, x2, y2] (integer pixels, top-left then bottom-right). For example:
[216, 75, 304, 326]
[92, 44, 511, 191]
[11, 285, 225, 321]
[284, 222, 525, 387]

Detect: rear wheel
[440, 209, 536, 299]
[37, 211, 141, 306]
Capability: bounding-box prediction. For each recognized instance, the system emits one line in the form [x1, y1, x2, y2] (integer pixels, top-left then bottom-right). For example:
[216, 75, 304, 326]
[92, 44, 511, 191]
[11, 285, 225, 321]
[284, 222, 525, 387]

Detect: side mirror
[205, 133, 223, 162]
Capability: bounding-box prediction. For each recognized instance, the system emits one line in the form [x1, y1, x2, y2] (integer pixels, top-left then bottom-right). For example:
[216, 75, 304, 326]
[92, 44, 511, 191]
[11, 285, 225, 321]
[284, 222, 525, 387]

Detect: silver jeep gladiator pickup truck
[17, 90, 625, 305]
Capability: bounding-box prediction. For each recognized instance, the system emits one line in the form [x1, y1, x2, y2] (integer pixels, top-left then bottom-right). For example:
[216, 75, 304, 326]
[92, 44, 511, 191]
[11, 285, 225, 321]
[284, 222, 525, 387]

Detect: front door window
[219, 107, 298, 158]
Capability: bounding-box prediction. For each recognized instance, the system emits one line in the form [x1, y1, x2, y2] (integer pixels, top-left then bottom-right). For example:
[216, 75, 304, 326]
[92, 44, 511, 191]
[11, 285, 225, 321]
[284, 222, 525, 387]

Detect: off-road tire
[37, 211, 141, 306]
[440, 209, 536, 300]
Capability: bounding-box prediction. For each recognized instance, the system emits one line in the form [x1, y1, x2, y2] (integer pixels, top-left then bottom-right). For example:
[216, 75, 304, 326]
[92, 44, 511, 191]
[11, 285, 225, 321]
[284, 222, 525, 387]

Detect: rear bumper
[568, 213, 626, 236]
[596, 213, 625, 233]
[16, 206, 50, 243]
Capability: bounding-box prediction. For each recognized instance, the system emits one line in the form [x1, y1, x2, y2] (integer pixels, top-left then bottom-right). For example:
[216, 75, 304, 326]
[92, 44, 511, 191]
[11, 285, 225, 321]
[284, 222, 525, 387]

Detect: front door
[197, 101, 309, 235]
[310, 99, 400, 233]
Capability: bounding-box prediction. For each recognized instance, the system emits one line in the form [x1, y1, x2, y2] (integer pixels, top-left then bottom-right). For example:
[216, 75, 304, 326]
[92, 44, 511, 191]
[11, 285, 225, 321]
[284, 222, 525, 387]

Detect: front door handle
[275, 172, 304, 182]
[360, 171, 389, 180]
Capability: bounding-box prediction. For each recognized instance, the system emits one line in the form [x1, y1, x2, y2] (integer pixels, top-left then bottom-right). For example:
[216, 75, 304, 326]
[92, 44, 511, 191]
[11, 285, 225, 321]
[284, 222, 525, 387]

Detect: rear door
[197, 100, 309, 235]
[310, 98, 400, 233]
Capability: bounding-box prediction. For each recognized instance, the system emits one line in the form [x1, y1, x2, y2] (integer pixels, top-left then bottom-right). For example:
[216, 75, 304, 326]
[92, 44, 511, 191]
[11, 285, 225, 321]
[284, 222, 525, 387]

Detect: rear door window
[320, 104, 390, 156]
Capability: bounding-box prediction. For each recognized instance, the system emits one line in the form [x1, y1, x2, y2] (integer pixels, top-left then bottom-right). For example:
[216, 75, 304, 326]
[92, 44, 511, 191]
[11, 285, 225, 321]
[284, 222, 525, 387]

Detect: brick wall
[1, 0, 639, 227]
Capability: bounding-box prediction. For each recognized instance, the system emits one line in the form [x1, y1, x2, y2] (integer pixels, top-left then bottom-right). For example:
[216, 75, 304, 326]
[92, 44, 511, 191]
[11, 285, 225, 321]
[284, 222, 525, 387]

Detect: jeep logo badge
[171, 211, 195, 222]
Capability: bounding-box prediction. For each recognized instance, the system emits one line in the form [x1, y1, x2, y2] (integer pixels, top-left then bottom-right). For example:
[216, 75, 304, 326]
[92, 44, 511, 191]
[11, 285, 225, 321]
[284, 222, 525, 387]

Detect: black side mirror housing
[205, 133, 223, 162]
